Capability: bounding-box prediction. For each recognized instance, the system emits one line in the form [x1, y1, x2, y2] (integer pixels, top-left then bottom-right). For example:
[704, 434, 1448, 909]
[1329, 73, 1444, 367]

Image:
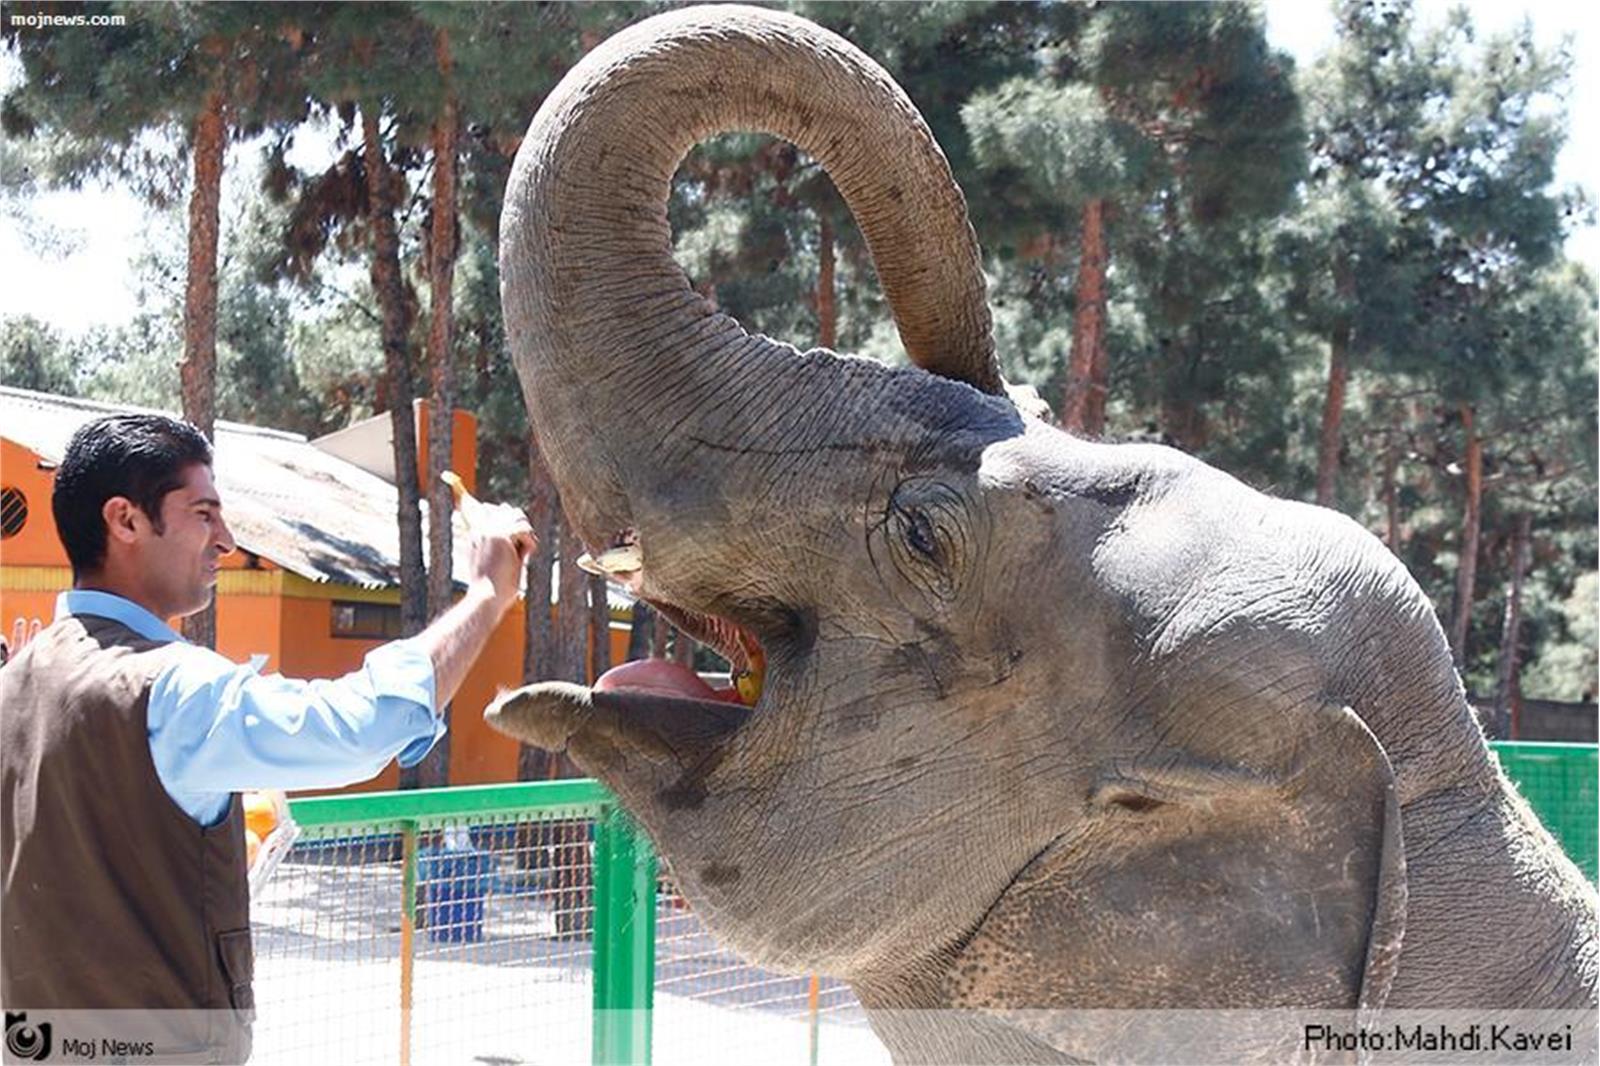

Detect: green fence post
[592, 804, 658, 1065]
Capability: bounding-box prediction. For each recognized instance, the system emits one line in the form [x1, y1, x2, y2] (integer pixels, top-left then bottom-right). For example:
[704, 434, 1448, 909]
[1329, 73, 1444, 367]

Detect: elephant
[488, 5, 1598, 1062]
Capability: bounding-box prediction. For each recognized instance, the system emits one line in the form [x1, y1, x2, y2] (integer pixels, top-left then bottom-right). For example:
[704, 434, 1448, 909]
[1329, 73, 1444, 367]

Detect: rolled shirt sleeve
[148, 638, 444, 825]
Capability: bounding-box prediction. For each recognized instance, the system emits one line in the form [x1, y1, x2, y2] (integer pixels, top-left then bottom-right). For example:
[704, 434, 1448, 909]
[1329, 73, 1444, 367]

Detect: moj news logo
[4, 1013, 51, 1061]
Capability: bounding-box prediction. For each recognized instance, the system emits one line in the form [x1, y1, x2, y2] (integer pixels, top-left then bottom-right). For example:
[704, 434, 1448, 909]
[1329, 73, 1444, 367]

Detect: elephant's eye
[877, 477, 972, 607]
[901, 506, 939, 561]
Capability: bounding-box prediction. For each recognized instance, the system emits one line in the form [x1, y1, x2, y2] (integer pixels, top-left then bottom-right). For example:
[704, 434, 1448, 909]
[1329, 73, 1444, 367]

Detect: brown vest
[1, 614, 253, 1062]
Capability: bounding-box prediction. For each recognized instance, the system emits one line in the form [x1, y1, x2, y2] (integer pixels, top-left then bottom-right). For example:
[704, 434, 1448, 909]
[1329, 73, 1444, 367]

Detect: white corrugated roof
[1, 386, 636, 610]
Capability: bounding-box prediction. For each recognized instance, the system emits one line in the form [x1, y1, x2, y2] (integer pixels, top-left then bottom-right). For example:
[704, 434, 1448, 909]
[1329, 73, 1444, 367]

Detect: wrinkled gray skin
[492, 7, 1598, 1062]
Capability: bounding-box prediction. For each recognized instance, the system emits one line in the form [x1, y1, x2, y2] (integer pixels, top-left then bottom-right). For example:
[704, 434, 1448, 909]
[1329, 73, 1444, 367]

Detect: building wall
[415, 406, 479, 496]
[1, 436, 61, 569]
[2, 436, 631, 795]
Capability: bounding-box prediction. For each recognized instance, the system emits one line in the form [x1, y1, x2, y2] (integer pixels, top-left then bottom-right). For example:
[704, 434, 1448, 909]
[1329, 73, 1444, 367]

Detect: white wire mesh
[651, 867, 882, 1066]
[250, 809, 890, 1065]
[251, 815, 596, 1065]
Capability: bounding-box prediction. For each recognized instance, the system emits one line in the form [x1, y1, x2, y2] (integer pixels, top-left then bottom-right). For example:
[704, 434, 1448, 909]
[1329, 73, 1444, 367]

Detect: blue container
[417, 845, 494, 942]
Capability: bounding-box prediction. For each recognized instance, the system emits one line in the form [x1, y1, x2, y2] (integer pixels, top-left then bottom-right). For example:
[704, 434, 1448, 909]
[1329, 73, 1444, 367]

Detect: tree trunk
[817, 210, 836, 349]
[1447, 404, 1483, 666]
[363, 109, 426, 636]
[414, 31, 460, 789]
[556, 513, 589, 684]
[1493, 511, 1533, 739]
[1159, 389, 1209, 452]
[364, 107, 428, 788]
[588, 573, 612, 682]
[651, 611, 671, 659]
[626, 601, 654, 661]
[425, 31, 459, 621]
[1061, 197, 1108, 437]
[550, 529, 594, 918]
[517, 464, 559, 783]
[180, 83, 225, 651]
[1382, 435, 1401, 552]
[517, 439, 561, 782]
[1315, 258, 1355, 508]
[1313, 345, 1348, 507]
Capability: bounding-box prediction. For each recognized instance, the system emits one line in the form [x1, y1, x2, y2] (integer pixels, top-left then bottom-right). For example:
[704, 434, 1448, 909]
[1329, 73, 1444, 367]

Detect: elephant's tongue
[595, 659, 746, 705]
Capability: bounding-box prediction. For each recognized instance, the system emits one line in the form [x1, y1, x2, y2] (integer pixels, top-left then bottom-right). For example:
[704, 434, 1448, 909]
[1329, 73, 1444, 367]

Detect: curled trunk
[501, 5, 1000, 554]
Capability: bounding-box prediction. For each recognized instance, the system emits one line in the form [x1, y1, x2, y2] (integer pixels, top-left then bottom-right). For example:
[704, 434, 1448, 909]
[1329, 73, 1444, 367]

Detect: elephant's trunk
[500, 5, 999, 549]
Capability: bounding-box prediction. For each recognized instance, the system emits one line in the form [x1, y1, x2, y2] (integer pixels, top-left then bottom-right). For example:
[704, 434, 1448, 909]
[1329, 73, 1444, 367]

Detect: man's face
[138, 463, 236, 618]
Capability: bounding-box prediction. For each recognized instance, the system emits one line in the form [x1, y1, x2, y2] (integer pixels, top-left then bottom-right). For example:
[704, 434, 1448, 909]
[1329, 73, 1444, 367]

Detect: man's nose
[215, 515, 237, 555]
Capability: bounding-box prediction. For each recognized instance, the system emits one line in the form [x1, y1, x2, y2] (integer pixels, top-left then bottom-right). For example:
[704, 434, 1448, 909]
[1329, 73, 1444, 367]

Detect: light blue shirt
[54, 590, 445, 827]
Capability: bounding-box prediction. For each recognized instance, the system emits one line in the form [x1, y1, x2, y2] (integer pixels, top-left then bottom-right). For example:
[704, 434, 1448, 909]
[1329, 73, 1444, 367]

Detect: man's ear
[101, 496, 145, 545]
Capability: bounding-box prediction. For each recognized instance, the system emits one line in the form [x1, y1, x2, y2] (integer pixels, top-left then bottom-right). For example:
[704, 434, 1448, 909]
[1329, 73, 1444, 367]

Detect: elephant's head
[492, 4, 1428, 1036]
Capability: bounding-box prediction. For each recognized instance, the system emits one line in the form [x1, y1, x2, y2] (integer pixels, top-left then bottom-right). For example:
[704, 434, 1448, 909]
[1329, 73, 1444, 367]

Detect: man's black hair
[51, 413, 213, 576]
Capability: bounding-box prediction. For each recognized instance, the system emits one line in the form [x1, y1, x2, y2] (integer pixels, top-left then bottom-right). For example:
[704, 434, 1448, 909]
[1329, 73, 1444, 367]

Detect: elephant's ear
[1322, 704, 1406, 1017]
[947, 700, 1407, 1023]
[1271, 701, 1406, 1017]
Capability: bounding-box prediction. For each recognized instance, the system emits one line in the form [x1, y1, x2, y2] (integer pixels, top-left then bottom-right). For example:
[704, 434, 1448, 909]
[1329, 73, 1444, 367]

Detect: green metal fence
[1492, 740, 1598, 882]
[252, 779, 654, 1065]
[251, 742, 1596, 1065]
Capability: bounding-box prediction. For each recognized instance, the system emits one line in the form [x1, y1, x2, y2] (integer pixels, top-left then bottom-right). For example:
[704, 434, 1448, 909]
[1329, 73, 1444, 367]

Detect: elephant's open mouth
[647, 599, 763, 680]
[578, 536, 768, 705]
[595, 590, 768, 707]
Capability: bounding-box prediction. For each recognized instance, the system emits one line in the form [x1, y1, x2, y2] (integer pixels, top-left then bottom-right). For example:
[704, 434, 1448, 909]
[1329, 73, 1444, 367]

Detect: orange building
[0, 386, 630, 793]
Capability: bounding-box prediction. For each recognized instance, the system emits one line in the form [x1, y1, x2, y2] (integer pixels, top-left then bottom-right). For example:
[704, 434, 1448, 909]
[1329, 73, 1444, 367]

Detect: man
[0, 413, 534, 1062]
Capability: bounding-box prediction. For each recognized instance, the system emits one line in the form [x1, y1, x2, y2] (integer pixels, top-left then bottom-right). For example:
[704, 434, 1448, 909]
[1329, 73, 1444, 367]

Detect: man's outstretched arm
[148, 500, 535, 822]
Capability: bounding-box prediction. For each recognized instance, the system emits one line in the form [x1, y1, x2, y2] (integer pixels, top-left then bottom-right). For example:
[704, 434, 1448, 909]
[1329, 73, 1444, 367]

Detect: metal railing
[252, 741, 1596, 1065]
[254, 779, 649, 1065]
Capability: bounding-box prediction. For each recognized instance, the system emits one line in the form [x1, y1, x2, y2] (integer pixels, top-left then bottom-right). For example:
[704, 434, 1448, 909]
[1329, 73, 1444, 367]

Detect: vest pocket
[216, 928, 255, 1011]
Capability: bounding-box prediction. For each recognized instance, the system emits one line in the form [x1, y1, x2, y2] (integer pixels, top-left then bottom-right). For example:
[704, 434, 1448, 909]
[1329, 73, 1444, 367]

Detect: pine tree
[3, 2, 310, 647]
[963, 2, 1302, 438]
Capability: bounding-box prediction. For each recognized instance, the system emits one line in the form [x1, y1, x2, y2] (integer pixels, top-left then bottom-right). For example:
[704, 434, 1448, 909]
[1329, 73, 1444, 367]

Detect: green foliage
[0, 316, 79, 395]
[2, 2, 314, 204]
[964, 81, 1127, 207]
[1077, 1, 1305, 223]
[668, 133, 892, 359]
[2, 0, 1594, 710]
[1524, 572, 1600, 702]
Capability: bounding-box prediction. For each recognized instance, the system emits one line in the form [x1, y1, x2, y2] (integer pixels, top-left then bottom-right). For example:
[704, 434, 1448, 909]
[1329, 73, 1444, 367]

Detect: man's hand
[445, 473, 537, 611]
[417, 475, 538, 711]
